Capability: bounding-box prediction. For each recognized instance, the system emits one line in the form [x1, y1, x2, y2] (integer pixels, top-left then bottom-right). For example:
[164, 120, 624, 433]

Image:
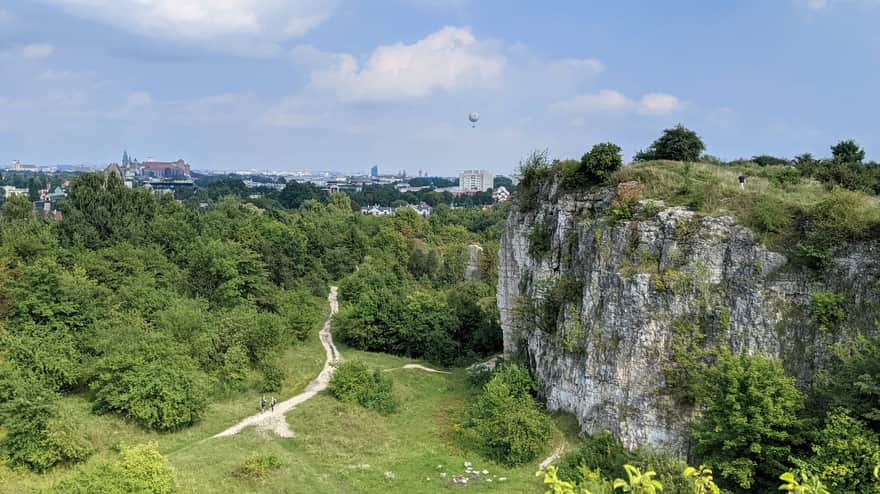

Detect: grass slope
[2, 329, 567, 493]
[169, 346, 561, 493]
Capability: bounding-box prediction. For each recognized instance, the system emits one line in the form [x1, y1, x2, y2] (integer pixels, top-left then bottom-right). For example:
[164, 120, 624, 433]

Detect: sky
[1, 0, 879, 175]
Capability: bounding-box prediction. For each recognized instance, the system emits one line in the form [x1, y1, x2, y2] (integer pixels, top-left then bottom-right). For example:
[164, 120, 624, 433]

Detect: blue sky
[1, 0, 878, 175]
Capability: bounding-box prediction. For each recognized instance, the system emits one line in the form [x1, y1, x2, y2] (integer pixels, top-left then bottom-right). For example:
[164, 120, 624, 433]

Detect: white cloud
[550, 90, 635, 114]
[127, 91, 152, 108]
[637, 93, 681, 115]
[45, 0, 336, 54]
[21, 43, 54, 59]
[549, 58, 606, 81]
[298, 26, 505, 101]
[551, 90, 682, 116]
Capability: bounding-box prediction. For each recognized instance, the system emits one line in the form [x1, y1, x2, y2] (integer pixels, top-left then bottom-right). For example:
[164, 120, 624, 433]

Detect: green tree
[635, 125, 705, 162]
[812, 334, 880, 432]
[831, 139, 865, 164]
[0, 365, 93, 471]
[807, 408, 880, 493]
[1, 194, 33, 222]
[691, 352, 805, 493]
[459, 364, 552, 466]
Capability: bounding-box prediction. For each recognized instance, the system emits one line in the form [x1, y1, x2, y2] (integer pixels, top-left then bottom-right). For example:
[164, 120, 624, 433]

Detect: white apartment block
[459, 169, 494, 193]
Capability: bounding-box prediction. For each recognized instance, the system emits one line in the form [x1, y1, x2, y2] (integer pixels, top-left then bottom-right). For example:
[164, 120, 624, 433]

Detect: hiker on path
[270, 397, 276, 413]
[260, 395, 266, 412]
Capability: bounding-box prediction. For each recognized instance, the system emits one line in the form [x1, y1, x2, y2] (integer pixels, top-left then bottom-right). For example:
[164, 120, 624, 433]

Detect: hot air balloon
[468, 112, 480, 128]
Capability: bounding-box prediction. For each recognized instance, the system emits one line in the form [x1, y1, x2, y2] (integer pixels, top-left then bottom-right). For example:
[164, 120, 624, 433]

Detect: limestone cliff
[497, 175, 880, 454]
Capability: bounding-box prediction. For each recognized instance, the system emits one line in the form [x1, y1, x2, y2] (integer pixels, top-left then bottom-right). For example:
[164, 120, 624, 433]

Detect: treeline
[0, 174, 373, 472]
[334, 203, 508, 366]
[190, 175, 515, 210]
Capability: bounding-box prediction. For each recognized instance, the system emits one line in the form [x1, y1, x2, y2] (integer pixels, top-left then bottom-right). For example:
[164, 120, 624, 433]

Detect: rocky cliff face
[497, 176, 880, 454]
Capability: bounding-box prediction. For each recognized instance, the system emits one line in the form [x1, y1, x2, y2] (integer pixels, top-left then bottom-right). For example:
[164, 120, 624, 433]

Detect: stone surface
[497, 176, 880, 454]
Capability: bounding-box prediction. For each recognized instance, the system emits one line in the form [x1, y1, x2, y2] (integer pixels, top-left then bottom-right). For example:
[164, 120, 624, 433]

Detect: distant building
[140, 159, 191, 178]
[370, 165, 379, 177]
[1, 185, 28, 198]
[105, 162, 124, 181]
[492, 186, 511, 202]
[360, 205, 395, 216]
[459, 169, 494, 193]
[9, 160, 39, 172]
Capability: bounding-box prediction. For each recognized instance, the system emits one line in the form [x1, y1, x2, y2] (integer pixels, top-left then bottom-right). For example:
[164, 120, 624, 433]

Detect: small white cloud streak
[21, 43, 55, 59]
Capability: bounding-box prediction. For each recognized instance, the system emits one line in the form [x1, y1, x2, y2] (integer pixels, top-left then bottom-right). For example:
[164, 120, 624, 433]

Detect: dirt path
[384, 364, 451, 374]
[212, 287, 340, 439]
[539, 444, 565, 470]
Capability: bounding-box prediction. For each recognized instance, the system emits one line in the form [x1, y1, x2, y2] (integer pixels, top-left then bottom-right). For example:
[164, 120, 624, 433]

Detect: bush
[51, 442, 176, 494]
[559, 430, 635, 481]
[260, 364, 283, 393]
[749, 196, 792, 234]
[562, 143, 623, 188]
[810, 291, 846, 333]
[691, 352, 806, 493]
[528, 219, 554, 260]
[808, 188, 874, 244]
[811, 334, 880, 432]
[458, 364, 552, 466]
[635, 125, 705, 162]
[807, 408, 880, 493]
[0, 367, 93, 472]
[91, 355, 209, 431]
[232, 453, 283, 482]
[328, 360, 398, 415]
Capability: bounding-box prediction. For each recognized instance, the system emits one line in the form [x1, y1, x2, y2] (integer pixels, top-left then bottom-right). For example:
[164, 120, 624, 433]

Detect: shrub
[811, 334, 880, 432]
[90, 355, 209, 431]
[691, 352, 806, 493]
[749, 196, 792, 234]
[808, 188, 873, 243]
[232, 453, 283, 482]
[51, 442, 176, 494]
[528, 219, 554, 260]
[459, 363, 552, 466]
[260, 364, 283, 393]
[810, 291, 846, 333]
[328, 360, 398, 415]
[562, 143, 623, 189]
[559, 430, 635, 481]
[0, 367, 93, 472]
[807, 408, 880, 493]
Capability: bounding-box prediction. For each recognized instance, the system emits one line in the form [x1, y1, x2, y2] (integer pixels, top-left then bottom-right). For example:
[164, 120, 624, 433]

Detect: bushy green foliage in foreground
[52, 442, 176, 494]
[327, 360, 398, 415]
[690, 352, 806, 492]
[458, 363, 553, 466]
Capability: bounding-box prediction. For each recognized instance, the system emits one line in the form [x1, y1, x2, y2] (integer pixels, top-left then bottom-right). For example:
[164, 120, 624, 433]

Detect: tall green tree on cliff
[635, 124, 706, 162]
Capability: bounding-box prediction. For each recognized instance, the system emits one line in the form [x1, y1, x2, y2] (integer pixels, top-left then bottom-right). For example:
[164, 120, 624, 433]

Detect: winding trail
[212, 287, 341, 439]
[539, 444, 565, 470]
[384, 364, 451, 374]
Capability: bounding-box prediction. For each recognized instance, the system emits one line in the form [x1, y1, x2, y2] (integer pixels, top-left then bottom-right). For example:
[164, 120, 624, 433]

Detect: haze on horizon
[1, 0, 878, 175]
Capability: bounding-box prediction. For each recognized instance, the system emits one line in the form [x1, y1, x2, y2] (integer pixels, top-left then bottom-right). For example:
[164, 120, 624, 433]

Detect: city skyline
[2, 1, 880, 173]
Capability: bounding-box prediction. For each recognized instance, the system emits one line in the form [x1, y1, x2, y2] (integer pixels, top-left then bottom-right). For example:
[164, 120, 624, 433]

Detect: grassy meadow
[1, 326, 569, 493]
